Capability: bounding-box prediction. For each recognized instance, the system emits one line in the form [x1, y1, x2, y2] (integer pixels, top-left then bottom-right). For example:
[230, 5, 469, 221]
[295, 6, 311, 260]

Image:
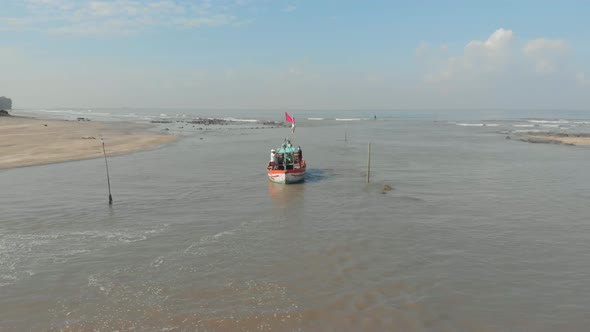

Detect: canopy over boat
[277, 146, 296, 154]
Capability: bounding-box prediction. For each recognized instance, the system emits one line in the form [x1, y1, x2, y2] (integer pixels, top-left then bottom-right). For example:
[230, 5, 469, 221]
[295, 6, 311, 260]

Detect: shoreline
[0, 116, 176, 169]
[515, 132, 590, 146]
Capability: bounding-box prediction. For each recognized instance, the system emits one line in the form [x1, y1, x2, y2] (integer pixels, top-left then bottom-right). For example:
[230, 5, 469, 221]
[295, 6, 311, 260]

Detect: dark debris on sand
[151, 117, 290, 128]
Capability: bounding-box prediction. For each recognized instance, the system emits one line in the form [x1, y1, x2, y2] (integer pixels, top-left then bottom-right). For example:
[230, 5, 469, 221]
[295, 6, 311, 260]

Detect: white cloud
[522, 38, 569, 74]
[282, 5, 297, 12]
[1, 0, 246, 35]
[523, 38, 568, 55]
[420, 29, 577, 83]
[287, 67, 302, 76]
[423, 28, 514, 83]
[87, 1, 117, 17]
[415, 28, 589, 109]
[47, 19, 134, 36]
[180, 14, 236, 28]
[415, 43, 429, 57]
[0, 17, 34, 31]
[576, 72, 590, 87]
[465, 28, 513, 54]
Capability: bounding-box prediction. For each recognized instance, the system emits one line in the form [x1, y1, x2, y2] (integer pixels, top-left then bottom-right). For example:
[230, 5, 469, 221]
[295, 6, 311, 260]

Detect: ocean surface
[2, 109, 590, 331]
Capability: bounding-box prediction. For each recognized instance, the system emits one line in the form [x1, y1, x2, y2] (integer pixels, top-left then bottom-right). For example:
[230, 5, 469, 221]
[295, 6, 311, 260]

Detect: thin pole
[101, 139, 113, 205]
[367, 142, 371, 183]
[345, 122, 347, 142]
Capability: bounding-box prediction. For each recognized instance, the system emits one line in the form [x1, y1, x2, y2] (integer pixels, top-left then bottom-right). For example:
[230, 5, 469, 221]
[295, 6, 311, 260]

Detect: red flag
[285, 112, 294, 124]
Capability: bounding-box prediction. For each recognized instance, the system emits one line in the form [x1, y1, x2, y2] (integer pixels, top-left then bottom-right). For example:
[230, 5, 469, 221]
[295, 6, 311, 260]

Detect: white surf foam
[528, 119, 569, 124]
[42, 110, 86, 115]
[456, 123, 485, 127]
[222, 117, 258, 123]
[513, 129, 542, 133]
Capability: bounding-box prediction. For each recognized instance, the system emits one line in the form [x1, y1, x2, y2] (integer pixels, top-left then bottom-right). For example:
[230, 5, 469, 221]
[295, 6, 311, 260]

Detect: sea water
[1, 109, 590, 331]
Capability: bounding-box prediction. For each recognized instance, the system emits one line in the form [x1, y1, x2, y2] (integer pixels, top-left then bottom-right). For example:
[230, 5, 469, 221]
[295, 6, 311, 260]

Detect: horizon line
[11, 106, 590, 112]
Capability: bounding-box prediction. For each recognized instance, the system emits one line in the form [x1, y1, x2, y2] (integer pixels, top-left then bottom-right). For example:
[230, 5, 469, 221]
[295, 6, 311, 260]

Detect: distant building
[0, 96, 12, 110]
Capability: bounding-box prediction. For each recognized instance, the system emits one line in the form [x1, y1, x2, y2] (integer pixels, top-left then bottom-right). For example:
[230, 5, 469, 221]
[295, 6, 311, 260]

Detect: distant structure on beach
[0, 96, 12, 110]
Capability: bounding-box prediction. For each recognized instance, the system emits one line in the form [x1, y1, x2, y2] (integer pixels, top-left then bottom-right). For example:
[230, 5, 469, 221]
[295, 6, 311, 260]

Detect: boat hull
[268, 169, 305, 184]
[267, 168, 305, 184]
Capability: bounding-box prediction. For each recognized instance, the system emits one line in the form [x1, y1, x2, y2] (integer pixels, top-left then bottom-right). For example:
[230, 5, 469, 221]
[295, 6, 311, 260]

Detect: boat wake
[304, 168, 332, 183]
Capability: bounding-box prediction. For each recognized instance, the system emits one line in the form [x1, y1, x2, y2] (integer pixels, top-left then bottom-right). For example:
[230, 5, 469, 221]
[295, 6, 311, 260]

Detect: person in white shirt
[270, 149, 277, 169]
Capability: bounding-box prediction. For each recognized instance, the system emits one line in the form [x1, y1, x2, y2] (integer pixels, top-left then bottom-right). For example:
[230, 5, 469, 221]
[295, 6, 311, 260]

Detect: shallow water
[2, 109, 590, 331]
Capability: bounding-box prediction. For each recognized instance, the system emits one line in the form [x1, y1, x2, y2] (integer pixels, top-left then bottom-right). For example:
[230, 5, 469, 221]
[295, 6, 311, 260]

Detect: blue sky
[1, 0, 589, 109]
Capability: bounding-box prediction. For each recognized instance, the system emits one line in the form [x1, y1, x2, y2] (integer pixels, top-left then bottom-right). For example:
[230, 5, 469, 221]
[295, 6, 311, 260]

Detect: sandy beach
[0, 116, 175, 169]
[525, 133, 590, 146]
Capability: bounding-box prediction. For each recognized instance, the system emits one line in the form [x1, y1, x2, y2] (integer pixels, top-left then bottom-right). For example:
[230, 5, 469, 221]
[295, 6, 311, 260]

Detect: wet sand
[0, 116, 175, 169]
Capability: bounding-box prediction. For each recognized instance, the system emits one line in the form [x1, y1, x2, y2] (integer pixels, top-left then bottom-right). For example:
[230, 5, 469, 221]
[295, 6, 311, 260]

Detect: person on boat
[285, 153, 293, 170]
[270, 149, 277, 169]
[277, 153, 284, 170]
[297, 146, 302, 163]
[287, 139, 292, 148]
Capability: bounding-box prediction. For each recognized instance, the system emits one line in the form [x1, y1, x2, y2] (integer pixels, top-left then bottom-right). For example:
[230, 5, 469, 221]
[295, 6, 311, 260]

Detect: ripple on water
[0, 225, 169, 288]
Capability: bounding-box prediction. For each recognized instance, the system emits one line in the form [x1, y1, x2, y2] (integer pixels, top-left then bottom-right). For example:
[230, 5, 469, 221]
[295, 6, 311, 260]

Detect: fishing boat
[267, 142, 306, 184]
[267, 112, 306, 184]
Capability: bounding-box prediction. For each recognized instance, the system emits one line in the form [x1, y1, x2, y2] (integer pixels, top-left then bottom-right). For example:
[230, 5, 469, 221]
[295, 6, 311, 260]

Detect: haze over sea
[2, 108, 590, 331]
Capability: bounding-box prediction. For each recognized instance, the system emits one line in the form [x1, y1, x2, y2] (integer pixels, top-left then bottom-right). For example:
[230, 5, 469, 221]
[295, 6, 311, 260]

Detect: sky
[1, 0, 590, 110]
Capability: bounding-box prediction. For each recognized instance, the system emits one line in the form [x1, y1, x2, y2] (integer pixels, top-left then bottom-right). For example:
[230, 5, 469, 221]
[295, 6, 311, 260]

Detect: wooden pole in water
[367, 142, 371, 183]
[101, 138, 113, 205]
[345, 122, 348, 142]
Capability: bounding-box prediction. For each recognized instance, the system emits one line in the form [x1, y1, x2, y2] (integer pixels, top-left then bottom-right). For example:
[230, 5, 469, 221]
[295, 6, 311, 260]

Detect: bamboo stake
[367, 142, 371, 183]
[101, 138, 113, 205]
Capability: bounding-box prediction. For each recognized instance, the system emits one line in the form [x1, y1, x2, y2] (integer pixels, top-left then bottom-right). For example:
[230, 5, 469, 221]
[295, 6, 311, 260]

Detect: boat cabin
[269, 145, 304, 171]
